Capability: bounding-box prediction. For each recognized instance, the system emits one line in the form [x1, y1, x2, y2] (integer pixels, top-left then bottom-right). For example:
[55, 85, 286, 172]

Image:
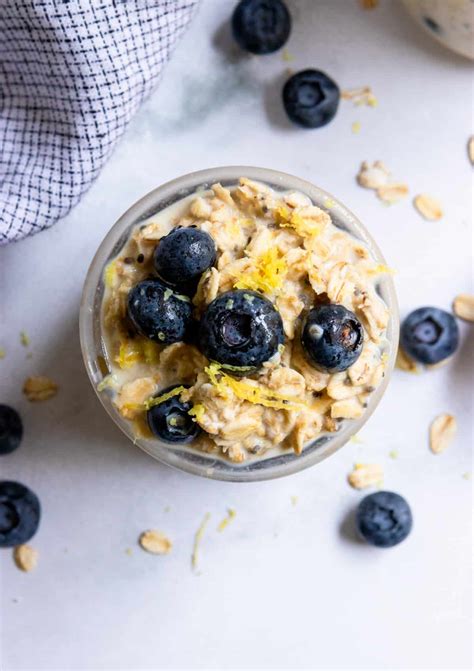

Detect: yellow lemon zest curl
[205, 363, 306, 411]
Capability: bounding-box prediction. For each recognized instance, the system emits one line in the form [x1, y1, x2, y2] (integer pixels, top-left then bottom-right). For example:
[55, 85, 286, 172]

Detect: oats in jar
[99, 178, 391, 463]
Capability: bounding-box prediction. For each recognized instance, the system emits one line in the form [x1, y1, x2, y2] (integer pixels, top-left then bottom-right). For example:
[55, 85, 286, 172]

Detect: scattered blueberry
[0, 405, 23, 456]
[356, 491, 413, 548]
[400, 307, 459, 365]
[282, 69, 340, 129]
[147, 386, 201, 444]
[198, 290, 284, 369]
[127, 279, 193, 344]
[154, 227, 216, 291]
[0, 481, 41, 548]
[231, 0, 291, 55]
[302, 304, 363, 373]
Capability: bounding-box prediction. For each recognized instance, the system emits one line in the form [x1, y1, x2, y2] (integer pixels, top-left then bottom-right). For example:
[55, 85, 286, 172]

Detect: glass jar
[79, 166, 399, 482]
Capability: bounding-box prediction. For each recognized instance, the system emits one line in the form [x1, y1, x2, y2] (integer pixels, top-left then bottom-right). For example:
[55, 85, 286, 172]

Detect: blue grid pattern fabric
[0, 0, 199, 244]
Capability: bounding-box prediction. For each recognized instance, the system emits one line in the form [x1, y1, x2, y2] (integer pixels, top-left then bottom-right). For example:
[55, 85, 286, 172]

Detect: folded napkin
[0, 0, 199, 244]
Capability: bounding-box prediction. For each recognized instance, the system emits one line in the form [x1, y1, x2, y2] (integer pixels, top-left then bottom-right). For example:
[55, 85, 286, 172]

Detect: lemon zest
[116, 338, 161, 369]
[97, 374, 117, 392]
[116, 341, 142, 369]
[367, 93, 378, 107]
[367, 264, 395, 276]
[274, 206, 324, 238]
[217, 508, 236, 532]
[192, 513, 211, 570]
[20, 331, 30, 347]
[104, 260, 117, 288]
[234, 247, 287, 294]
[121, 402, 143, 412]
[220, 362, 255, 373]
[144, 385, 186, 411]
[204, 363, 305, 411]
[188, 403, 205, 423]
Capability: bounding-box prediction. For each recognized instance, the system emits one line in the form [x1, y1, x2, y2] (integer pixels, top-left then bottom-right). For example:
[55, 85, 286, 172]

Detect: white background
[0, 1, 472, 669]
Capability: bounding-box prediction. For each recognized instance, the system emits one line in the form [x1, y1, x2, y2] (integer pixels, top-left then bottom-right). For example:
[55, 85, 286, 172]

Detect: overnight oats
[92, 174, 395, 469]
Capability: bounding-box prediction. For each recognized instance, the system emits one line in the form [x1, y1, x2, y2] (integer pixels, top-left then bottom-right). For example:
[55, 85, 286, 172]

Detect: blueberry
[0, 405, 23, 456]
[0, 481, 41, 548]
[154, 228, 216, 291]
[356, 491, 413, 548]
[282, 69, 340, 129]
[127, 279, 193, 344]
[198, 290, 284, 369]
[302, 304, 363, 373]
[231, 0, 291, 55]
[400, 307, 459, 365]
[147, 386, 201, 444]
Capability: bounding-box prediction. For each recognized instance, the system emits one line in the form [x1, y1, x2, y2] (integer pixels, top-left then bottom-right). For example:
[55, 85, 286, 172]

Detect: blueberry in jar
[147, 386, 201, 444]
[0, 405, 23, 456]
[400, 307, 459, 365]
[198, 290, 284, 370]
[282, 69, 340, 129]
[356, 491, 413, 548]
[0, 481, 41, 547]
[127, 279, 193, 344]
[153, 227, 216, 291]
[231, 0, 291, 55]
[302, 304, 363, 373]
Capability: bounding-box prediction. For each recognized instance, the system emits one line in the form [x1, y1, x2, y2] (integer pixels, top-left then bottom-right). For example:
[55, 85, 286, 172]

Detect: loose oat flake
[452, 294, 474, 323]
[360, 0, 378, 8]
[377, 183, 409, 204]
[396, 347, 420, 373]
[429, 413, 457, 454]
[468, 136, 474, 165]
[347, 463, 383, 490]
[351, 121, 361, 134]
[138, 530, 172, 555]
[356, 161, 390, 189]
[23, 376, 58, 402]
[192, 513, 211, 570]
[413, 194, 443, 221]
[13, 545, 38, 572]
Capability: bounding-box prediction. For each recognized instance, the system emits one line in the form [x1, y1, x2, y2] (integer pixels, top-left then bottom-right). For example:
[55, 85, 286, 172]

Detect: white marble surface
[1, 1, 472, 669]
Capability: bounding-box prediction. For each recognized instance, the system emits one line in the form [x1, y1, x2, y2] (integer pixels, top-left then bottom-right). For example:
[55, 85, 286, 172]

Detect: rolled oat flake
[452, 294, 474, 323]
[429, 413, 457, 454]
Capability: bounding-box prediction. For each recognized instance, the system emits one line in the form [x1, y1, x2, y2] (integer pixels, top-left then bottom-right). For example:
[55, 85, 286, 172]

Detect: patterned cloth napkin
[0, 0, 199, 245]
